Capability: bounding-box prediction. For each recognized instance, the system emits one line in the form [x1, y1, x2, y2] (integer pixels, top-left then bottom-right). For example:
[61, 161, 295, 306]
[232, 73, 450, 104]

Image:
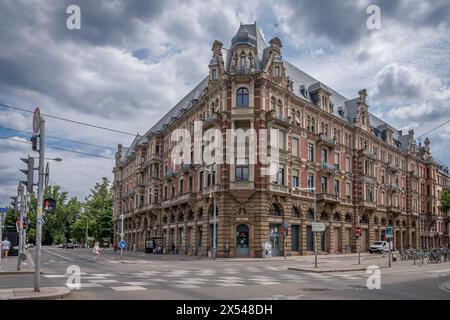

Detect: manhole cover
[302, 288, 330, 292]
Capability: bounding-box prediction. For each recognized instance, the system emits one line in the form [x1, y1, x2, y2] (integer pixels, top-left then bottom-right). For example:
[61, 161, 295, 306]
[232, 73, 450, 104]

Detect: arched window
[236, 88, 249, 108]
[270, 203, 282, 216]
[270, 96, 276, 110]
[311, 117, 316, 132]
[345, 213, 352, 222]
[277, 99, 283, 117]
[292, 207, 300, 218]
[307, 208, 315, 219]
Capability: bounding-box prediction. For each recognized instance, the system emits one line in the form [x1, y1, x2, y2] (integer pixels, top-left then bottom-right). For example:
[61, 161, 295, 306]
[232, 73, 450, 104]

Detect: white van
[369, 241, 390, 254]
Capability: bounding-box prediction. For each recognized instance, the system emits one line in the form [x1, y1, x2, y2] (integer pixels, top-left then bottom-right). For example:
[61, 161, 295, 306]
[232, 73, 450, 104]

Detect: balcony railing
[386, 205, 401, 213]
[317, 134, 336, 147]
[321, 162, 338, 174]
[359, 149, 377, 160]
[268, 184, 290, 194]
[230, 181, 254, 190]
[204, 184, 221, 195]
[317, 193, 340, 204]
[161, 192, 196, 207]
[386, 184, 399, 192]
[386, 162, 400, 173]
[230, 65, 256, 75]
[164, 170, 175, 179]
[359, 200, 377, 209]
[202, 112, 220, 128]
[231, 107, 254, 116]
[180, 164, 194, 174]
[267, 109, 291, 127]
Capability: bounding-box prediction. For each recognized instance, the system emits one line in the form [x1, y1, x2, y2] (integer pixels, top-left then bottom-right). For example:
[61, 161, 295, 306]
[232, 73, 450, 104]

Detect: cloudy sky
[1, 0, 449, 206]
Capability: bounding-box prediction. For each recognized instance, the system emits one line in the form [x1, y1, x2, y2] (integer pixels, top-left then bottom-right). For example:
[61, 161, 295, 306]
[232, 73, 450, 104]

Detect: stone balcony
[229, 181, 254, 190]
[409, 171, 420, 179]
[358, 149, 377, 160]
[204, 184, 221, 195]
[230, 65, 256, 75]
[267, 109, 291, 127]
[202, 112, 220, 129]
[231, 107, 254, 117]
[359, 200, 377, 209]
[268, 183, 290, 194]
[317, 193, 340, 204]
[149, 154, 162, 163]
[317, 133, 336, 148]
[161, 192, 196, 207]
[386, 162, 400, 173]
[320, 162, 338, 174]
[386, 184, 399, 192]
[386, 205, 401, 214]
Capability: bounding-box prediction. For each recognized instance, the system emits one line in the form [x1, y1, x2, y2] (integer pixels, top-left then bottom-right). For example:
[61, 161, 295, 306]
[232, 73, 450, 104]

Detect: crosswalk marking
[111, 286, 147, 291]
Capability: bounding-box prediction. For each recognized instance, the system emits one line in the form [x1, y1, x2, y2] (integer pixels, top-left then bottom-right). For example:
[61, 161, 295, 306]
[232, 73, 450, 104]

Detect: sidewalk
[0, 287, 71, 300]
[0, 255, 34, 274]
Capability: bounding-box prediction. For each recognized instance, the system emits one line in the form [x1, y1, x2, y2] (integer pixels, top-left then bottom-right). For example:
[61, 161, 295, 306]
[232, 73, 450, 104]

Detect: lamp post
[293, 187, 317, 268]
[206, 166, 218, 260]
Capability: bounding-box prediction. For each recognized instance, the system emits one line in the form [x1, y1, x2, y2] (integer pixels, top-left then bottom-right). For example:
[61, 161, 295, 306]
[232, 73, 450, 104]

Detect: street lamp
[292, 186, 318, 268]
[206, 167, 218, 260]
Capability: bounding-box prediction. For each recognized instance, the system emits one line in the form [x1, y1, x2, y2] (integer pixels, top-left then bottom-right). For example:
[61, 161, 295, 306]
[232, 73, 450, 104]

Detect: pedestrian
[1, 238, 11, 260]
[93, 242, 101, 261]
[172, 243, 176, 255]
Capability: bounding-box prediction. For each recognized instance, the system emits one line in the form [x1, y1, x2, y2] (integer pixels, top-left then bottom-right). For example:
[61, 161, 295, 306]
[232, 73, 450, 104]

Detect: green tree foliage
[28, 186, 81, 245]
[441, 188, 450, 213]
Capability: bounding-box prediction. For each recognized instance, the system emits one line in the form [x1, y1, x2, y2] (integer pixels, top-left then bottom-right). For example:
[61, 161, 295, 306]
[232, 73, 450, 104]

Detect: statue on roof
[358, 89, 367, 104]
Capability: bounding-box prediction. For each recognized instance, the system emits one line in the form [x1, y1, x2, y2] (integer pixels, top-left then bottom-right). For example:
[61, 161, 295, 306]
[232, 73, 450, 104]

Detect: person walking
[1, 238, 11, 260]
[93, 242, 101, 261]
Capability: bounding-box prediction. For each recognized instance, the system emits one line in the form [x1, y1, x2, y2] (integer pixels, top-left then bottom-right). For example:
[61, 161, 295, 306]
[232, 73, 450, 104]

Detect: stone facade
[112, 23, 450, 257]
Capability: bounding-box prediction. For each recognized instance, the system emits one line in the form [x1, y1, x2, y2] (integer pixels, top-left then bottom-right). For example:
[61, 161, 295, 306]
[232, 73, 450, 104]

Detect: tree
[28, 185, 81, 245]
[441, 188, 450, 213]
[84, 177, 113, 245]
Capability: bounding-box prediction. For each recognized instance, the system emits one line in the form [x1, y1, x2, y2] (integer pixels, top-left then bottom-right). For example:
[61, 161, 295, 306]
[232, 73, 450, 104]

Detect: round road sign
[33, 107, 41, 133]
[119, 240, 126, 250]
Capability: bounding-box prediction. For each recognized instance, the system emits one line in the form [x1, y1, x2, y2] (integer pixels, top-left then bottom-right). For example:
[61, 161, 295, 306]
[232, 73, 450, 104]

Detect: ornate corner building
[112, 23, 450, 257]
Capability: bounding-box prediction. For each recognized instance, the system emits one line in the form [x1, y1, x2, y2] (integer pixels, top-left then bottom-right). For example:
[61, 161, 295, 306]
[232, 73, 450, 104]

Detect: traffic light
[43, 197, 56, 212]
[31, 135, 38, 151]
[20, 156, 35, 193]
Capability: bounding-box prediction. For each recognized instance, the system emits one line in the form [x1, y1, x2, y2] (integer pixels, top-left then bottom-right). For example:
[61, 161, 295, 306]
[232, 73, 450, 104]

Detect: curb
[0, 271, 44, 275]
[288, 267, 368, 273]
[0, 287, 72, 300]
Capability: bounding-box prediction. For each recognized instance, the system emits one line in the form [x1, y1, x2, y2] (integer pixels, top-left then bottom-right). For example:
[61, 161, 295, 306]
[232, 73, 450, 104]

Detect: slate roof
[119, 23, 413, 161]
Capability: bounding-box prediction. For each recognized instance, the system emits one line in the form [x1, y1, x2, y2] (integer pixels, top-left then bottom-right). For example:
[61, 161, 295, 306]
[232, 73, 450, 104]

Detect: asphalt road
[1, 247, 449, 300]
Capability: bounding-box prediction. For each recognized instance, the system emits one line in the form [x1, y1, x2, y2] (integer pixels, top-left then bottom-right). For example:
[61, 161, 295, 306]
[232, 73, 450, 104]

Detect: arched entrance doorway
[236, 224, 249, 257]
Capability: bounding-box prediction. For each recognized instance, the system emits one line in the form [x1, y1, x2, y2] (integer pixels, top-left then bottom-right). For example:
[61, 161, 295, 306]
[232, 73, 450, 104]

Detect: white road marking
[79, 283, 103, 288]
[125, 282, 154, 286]
[428, 268, 450, 273]
[42, 249, 75, 262]
[83, 276, 107, 280]
[217, 283, 245, 287]
[44, 275, 66, 278]
[91, 273, 115, 277]
[88, 279, 118, 284]
[111, 286, 147, 291]
[173, 284, 201, 289]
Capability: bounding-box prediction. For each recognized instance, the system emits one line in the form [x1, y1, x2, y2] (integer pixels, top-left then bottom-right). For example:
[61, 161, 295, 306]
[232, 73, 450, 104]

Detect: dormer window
[274, 66, 280, 77]
[236, 87, 249, 108]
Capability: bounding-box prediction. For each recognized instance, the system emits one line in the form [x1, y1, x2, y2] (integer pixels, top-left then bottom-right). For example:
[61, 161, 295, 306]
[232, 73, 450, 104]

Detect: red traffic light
[43, 198, 56, 211]
[355, 227, 361, 237]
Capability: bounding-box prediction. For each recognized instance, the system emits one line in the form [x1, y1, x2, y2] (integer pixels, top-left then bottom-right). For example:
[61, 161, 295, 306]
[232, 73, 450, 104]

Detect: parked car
[61, 243, 75, 249]
[369, 241, 390, 254]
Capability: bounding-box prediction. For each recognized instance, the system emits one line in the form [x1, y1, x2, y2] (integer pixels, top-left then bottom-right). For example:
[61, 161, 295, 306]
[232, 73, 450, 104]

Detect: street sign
[44, 162, 50, 187]
[0, 207, 7, 213]
[355, 227, 361, 237]
[33, 107, 41, 133]
[119, 240, 126, 250]
[283, 221, 288, 229]
[385, 226, 393, 238]
[312, 222, 325, 232]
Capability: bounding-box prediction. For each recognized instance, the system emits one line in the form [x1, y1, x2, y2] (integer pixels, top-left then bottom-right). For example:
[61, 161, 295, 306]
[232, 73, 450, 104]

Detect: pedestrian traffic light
[19, 156, 35, 193]
[31, 135, 38, 151]
[43, 197, 56, 212]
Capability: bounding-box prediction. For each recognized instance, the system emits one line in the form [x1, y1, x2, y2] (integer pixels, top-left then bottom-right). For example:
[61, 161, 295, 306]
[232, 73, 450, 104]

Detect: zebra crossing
[43, 265, 367, 292]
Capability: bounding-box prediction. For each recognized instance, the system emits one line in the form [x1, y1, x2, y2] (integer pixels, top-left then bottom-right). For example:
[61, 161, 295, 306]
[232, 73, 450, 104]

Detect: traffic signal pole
[17, 184, 24, 271]
[34, 118, 45, 292]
